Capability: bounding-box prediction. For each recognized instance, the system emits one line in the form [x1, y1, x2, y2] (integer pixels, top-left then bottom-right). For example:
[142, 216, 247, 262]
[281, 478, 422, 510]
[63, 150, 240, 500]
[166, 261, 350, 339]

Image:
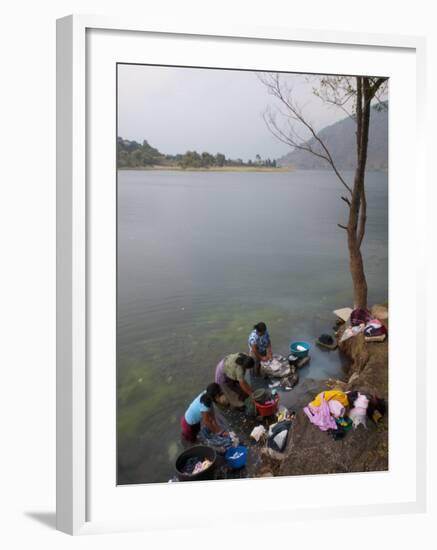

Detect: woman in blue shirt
[248, 321, 273, 375]
[181, 383, 226, 443]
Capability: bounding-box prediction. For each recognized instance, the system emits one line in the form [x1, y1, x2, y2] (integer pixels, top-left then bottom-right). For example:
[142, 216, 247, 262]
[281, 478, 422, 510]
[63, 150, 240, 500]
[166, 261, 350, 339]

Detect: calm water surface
[117, 169, 388, 484]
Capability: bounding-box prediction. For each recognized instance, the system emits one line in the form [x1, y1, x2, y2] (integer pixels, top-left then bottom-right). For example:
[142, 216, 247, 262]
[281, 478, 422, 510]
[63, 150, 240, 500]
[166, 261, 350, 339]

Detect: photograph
[116, 63, 389, 485]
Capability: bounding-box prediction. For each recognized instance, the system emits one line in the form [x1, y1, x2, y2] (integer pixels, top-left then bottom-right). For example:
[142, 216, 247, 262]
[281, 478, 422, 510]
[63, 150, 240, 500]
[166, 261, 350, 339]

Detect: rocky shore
[258, 304, 389, 477]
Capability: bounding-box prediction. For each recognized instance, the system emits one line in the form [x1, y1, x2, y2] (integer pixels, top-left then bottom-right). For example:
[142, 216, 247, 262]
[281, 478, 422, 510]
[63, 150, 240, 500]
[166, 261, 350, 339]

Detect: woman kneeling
[181, 383, 226, 443]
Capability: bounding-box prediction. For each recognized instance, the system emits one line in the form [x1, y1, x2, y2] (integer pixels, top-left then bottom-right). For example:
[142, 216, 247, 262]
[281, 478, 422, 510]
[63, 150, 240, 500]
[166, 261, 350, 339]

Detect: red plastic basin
[254, 396, 279, 417]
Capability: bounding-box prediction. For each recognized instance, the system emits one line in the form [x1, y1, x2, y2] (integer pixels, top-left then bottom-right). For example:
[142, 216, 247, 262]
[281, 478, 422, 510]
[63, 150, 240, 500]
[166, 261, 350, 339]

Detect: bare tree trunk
[346, 76, 372, 309]
[347, 237, 368, 308]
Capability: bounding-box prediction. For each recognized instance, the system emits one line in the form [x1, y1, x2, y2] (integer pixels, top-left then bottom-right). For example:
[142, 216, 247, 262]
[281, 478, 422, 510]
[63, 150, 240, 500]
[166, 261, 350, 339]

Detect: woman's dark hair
[253, 322, 267, 334]
[200, 393, 213, 408]
[235, 353, 255, 370]
[200, 382, 222, 407]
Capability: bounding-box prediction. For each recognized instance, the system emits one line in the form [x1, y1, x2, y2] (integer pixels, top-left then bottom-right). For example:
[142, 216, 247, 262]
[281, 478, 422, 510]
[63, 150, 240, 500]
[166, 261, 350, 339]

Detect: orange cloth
[309, 390, 349, 408]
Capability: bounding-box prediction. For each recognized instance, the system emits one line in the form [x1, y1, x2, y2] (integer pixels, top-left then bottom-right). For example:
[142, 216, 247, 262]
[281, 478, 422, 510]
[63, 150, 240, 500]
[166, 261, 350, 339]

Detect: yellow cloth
[309, 390, 349, 408]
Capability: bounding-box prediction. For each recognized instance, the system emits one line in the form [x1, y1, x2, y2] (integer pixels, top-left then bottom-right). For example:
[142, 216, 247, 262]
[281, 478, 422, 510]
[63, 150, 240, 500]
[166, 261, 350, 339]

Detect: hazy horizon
[117, 65, 351, 162]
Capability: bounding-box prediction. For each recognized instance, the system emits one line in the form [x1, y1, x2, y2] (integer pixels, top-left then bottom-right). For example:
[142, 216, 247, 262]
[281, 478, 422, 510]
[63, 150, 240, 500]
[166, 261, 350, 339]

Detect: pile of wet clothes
[260, 354, 300, 391]
[340, 308, 388, 343]
[304, 389, 387, 439]
[181, 457, 213, 475]
[197, 428, 237, 454]
[352, 308, 387, 337]
[260, 354, 291, 378]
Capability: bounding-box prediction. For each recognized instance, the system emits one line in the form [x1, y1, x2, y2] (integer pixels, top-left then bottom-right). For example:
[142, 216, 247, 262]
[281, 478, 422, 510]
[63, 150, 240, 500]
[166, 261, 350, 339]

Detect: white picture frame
[56, 14, 427, 535]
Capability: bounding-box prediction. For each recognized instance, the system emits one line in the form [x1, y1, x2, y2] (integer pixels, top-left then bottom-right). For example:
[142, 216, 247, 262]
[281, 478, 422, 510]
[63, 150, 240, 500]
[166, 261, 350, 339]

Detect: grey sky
[117, 64, 349, 162]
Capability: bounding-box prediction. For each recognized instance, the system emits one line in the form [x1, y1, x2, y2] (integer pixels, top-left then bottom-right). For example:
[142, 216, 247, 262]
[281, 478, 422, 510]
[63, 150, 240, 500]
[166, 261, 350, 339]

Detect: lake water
[117, 169, 388, 484]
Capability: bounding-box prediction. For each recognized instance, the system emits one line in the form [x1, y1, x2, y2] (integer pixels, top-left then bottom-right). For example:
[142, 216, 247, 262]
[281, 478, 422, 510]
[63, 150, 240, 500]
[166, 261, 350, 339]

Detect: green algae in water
[117, 302, 292, 482]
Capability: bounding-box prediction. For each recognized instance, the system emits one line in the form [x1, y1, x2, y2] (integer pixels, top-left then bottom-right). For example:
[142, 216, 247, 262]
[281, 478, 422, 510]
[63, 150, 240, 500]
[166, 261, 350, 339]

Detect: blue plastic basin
[289, 341, 310, 358]
[225, 446, 247, 470]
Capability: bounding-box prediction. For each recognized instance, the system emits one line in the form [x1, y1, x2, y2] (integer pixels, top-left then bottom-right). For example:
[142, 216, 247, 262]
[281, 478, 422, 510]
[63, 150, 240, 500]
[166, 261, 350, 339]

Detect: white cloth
[340, 324, 365, 342]
[348, 393, 369, 429]
[349, 411, 368, 429]
[272, 430, 288, 452]
[250, 425, 267, 442]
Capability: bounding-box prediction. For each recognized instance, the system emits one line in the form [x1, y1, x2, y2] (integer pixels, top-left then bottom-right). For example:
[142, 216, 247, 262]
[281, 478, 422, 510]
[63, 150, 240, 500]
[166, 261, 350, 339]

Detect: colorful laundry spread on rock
[304, 392, 338, 432]
[309, 390, 349, 408]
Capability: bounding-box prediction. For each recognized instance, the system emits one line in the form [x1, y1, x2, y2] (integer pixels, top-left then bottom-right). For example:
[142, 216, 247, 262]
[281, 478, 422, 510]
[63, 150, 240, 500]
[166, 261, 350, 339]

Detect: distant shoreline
[117, 165, 387, 173]
[118, 165, 292, 173]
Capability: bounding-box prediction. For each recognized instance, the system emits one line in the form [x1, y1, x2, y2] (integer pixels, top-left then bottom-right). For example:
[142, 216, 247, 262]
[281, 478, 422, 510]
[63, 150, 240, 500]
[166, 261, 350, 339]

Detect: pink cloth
[215, 359, 226, 385]
[328, 399, 345, 418]
[304, 392, 337, 431]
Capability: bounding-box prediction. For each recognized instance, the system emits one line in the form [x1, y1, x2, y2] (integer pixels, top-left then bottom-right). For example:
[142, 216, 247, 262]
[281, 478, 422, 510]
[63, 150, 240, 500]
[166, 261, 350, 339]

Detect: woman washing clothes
[215, 352, 255, 405]
[248, 322, 272, 376]
[181, 383, 227, 443]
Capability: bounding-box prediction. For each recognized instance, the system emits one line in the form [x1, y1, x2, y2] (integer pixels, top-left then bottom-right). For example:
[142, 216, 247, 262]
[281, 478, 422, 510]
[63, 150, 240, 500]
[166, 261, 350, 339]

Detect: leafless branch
[370, 77, 388, 97]
[259, 73, 353, 195]
[341, 196, 352, 208]
[313, 76, 357, 122]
